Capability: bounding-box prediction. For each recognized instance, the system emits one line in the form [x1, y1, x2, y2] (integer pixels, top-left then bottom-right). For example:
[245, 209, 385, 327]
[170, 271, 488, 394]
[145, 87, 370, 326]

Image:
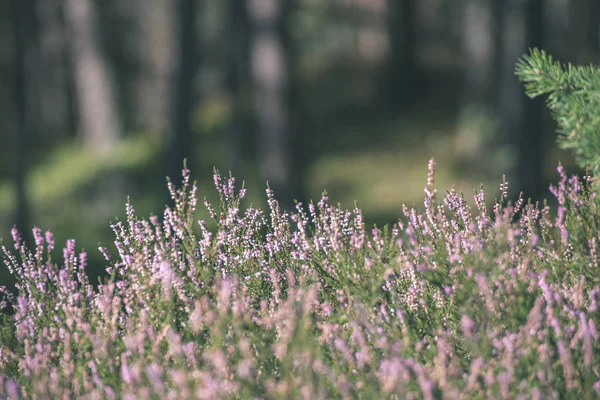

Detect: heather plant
[0, 52, 600, 399]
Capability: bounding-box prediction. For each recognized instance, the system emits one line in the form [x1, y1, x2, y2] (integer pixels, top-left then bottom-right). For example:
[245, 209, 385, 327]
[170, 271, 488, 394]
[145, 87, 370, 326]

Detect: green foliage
[516, 48, 600, 177]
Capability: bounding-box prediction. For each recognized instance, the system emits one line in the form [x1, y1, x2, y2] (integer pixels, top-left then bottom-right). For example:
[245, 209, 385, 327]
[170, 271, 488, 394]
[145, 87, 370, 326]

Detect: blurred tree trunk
[249, 0, 294, 209]
[64, 0, 120, 153]
[462, 0, 497, 111]
[35, 0, 71, 139]
[282, 0, 306, 207]
[384, 0, 420, 108]
[545, 0, 570, 58]
[129, 0, 176, 133]
[11, 0, 30, 233]
[546, 0, 591, 62]
[166, 0, 197, 183]
[567, 0, 592, 63]
[590, 0, 600, 53]
[456, 0, 504, 175]
[226, 0, 250, 177]
[499, 0, 544, 200]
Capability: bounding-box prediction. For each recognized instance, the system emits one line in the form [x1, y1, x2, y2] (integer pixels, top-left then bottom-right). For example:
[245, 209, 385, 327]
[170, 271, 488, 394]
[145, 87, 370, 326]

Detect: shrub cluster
[0, 158, 599, 399]
[2, 48, 600, 398]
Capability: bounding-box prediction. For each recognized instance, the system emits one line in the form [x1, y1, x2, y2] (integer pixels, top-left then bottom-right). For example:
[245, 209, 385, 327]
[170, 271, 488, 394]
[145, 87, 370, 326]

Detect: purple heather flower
[11, 227, 21, 250]
[31, 227, 44, 248]
[4, 378, 20, 400]
[45, 231, 55, 251]
[0, 161, 598, 398]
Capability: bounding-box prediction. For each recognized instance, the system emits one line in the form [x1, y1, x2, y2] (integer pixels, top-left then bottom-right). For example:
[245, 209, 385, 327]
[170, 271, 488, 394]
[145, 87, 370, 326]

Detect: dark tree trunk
[226, 0, 250, 177]
[590, 0, 600, 53]
[127, 0, 175, 134]
[282, 0, 306, 207]
[384, 0, 420, 108]
[456, 0, 505, 176]
[462, 0, 496, 110]
[521, 0, 544, 201]
[568, 0, 592, 63]
[249, 0, 294, 210]
[35, 0, 71, 139]
[492, 0, 506, 106]
[499, 0, 544, 201]
[11, 0, 30, 234]
[545, 0, 590, 62]
[166, 0, 197, 186]
[545, 0, 570, 59]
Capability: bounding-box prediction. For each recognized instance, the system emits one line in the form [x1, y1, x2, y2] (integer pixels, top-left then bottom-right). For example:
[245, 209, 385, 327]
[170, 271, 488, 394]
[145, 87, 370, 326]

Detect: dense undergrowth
[0, 49, 599, 398]
[0, 159, 599, 399]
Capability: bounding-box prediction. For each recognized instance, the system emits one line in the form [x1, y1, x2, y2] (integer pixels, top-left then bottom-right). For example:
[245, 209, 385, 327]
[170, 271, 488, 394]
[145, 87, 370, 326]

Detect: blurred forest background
[1, 0, 599, 283]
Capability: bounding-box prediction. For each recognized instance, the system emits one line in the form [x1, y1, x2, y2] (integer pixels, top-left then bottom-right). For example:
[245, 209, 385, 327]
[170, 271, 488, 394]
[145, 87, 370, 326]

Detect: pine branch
[516, 48, 600, 177]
